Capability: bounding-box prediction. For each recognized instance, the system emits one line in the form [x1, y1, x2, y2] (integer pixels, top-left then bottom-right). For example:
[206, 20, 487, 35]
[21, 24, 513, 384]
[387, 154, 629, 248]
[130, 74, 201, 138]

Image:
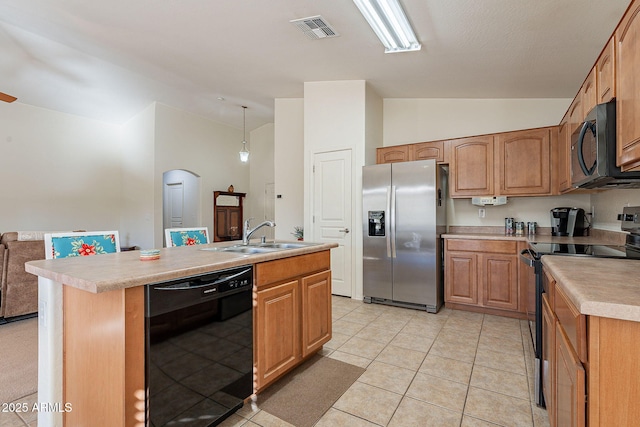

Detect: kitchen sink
[200, 241, 318, 255]
[251, 242, 312, 249]
[220, 246, 275, 254]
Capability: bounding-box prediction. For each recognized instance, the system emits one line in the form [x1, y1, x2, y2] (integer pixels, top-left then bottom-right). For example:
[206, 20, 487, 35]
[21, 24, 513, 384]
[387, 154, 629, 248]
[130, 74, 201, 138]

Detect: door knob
[339, 228, 350, 233]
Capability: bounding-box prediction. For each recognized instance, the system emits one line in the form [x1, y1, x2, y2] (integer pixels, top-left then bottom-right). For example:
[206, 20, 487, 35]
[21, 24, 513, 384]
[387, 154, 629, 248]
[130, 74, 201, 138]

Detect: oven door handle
[519, 248, 535, 267]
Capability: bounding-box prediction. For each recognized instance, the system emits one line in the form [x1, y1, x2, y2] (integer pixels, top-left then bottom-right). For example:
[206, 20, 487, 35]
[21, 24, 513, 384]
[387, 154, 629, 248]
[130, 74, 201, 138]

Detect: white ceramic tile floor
[224, 296, 551, 427]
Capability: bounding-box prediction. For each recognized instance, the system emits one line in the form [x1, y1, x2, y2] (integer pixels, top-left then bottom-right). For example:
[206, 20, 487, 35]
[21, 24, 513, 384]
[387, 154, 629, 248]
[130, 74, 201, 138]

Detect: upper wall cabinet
[557, 111, 572, 194]
[597, 37, 616, 104]
[377, 145, 409, 163]
[581, 67, 598, 118]
[377, 141, 446, 164]
[616, 0, 640, 171]
[568, 92, 584, 135]
[409, 141, 446, 163]
[449, 136, 494, 197]
[495, 128, 552, 196]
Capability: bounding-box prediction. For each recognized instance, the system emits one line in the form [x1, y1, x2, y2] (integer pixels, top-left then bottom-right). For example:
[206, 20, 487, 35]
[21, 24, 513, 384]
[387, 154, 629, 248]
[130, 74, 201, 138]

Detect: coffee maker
[550, 207, 586, 236]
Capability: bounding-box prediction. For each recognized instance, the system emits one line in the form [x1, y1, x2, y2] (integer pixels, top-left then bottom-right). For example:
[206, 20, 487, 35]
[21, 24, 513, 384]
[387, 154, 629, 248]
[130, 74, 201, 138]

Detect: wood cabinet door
[542, 294, 556, 426]
[445, 251, 478, 305]
[377, 146, 409, 164]
[581, 67, 598, 117]
[616, 0, 640, 171]
[568, 95, 583, 135]
[557, 115, 572, 194]
[555, 323, 586, 427]
[300, 270, 332, 358]
[409, 141, 445, 163]
[480, 253, 518, 311]
[597, 36, 616, 103]
[215, 206, 242, 240]
[255, 280, 300, 390]
[449, 136, 494, 197]
[495, 128, 551, 196]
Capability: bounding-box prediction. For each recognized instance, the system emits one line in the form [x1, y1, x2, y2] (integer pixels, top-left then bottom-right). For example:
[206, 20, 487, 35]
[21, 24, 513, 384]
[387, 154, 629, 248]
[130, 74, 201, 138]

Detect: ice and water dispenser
[368, 211, 385, 236]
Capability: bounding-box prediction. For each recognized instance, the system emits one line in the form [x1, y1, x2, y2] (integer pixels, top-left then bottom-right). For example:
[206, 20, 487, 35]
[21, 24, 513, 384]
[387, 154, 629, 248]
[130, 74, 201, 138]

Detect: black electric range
[528, 242, 640, 259]
[521, 205, 640, 408]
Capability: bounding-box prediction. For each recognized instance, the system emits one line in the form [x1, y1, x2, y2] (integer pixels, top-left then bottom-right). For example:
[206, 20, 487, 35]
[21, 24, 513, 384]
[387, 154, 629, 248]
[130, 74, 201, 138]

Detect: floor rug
[0, 317, 37, 404]
[257, 354, 365, 427]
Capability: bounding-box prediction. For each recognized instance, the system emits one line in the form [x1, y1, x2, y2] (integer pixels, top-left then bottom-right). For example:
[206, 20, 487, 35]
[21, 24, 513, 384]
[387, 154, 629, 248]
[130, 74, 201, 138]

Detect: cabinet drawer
[554, 285, 587, 363]
[446, 239, 517, 254]
[256, 251, 331, 287]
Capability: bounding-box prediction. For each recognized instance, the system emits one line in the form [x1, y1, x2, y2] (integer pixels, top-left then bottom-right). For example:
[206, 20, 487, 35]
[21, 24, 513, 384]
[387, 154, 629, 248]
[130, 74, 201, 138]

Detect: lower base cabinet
[444, 239, 521, 316]
[255, 279, 301, 389]
[555, 322, 586, 427]
[541, 293, 554, 422]
[254, 251, 332, 391]
[543, 265, 640, 427]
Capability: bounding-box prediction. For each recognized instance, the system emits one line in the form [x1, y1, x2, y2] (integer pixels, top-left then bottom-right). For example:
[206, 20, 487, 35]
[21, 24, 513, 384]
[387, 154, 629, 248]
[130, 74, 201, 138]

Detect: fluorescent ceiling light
[353, 0, 421, 53]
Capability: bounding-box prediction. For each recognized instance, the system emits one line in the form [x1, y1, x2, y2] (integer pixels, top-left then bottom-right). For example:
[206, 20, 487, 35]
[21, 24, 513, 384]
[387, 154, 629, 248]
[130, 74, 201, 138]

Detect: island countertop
[541, 255, 640, 322]
[25, 241, 338, 294]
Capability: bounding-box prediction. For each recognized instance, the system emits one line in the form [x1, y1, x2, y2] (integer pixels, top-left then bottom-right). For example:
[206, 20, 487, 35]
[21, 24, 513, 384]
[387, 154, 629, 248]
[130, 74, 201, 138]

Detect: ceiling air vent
[290, 16, 339, 40]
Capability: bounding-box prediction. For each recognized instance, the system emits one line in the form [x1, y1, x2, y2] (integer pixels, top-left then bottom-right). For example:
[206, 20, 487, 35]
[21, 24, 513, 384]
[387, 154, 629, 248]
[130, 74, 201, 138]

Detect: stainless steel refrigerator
[362, 159, 447, 313]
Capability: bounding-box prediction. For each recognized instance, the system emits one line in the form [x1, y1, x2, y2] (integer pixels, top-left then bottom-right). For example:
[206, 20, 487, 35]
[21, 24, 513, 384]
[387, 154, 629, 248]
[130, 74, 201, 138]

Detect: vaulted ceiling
[0, 0, 631, 130]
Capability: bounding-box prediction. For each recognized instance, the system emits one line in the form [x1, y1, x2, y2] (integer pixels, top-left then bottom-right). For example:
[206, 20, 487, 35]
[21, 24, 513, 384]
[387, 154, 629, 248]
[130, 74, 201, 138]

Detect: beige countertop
[25, 241, 337, 294]
[441, 233, 620, 245]
[542, 255, 640, 322]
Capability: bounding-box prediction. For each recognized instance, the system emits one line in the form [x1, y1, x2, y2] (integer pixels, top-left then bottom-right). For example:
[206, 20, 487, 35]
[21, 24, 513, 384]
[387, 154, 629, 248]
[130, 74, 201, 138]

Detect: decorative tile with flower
[165, 227, 210, 247]
[45, 231, 121, 260]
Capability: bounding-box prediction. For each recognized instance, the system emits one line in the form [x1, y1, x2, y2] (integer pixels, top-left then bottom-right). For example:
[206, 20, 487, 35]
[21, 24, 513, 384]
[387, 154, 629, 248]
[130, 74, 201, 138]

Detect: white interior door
[162, 169, 201, 245]
[166, 182, 184, 227]
[312, 149, 352, 297]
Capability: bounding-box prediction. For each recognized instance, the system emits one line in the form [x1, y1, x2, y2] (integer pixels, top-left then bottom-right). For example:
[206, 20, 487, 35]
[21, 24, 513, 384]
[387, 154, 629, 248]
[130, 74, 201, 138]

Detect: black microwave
[571, 100, 640, 189]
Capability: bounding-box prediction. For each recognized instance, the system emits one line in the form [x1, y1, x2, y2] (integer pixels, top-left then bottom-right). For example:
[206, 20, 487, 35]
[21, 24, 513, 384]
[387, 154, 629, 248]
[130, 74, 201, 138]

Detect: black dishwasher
[145, 265, 253, 427]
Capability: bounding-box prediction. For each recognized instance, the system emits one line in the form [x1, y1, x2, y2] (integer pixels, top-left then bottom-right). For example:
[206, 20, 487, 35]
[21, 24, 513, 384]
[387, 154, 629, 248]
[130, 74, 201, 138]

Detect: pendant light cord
[242, 106, 247, 143]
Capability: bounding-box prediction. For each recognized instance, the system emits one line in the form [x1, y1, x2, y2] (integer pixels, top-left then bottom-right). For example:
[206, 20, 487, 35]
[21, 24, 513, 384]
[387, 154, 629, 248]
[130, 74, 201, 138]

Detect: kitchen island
[25, 241, 337, 427]
[540, 256, 640, 427]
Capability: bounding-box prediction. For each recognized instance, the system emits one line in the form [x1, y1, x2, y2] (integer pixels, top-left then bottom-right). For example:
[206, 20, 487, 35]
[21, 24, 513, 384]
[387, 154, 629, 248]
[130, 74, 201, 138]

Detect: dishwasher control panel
[146, 265, 253, 317]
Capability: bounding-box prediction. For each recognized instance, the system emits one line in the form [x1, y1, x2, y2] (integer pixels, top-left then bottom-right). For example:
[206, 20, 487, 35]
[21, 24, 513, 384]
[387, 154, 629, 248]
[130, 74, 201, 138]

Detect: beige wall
[0, 102, 123, 234]
[153, 103, 248, 247]
[591, 189, 640, 231]
[0, 101, 255, 248]
[120, 103, 156, 249]
[248, 122, 275, 239]
[274, 98, 304, 241]
[383, 98, 572, 145]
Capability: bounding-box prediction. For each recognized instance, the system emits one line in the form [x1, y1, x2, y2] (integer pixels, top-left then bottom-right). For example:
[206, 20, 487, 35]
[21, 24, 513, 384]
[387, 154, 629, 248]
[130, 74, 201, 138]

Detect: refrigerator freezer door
[392, 160, 438, 306]
[363, 164, 393, 300]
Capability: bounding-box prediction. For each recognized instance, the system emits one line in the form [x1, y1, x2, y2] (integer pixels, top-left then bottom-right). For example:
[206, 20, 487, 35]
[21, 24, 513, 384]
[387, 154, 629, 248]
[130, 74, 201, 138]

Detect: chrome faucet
[242, 218, 276, 245]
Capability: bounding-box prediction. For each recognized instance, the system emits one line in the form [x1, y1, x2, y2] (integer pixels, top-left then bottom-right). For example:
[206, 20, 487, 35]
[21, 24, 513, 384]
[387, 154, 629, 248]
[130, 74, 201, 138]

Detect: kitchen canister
[505, 218, 515, 235]
[527, 221, 537, 235]
[515, 221, 525, 236]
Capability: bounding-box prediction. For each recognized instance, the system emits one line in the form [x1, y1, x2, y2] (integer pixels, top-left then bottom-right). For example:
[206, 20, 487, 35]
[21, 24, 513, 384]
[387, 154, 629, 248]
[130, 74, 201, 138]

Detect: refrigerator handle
[390, 185, 397, 259]
[386, 186, 392, 258]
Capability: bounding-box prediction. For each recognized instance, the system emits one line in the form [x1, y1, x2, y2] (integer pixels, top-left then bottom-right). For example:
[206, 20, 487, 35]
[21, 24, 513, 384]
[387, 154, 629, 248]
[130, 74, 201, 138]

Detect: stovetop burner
[529, 242, 640, 258]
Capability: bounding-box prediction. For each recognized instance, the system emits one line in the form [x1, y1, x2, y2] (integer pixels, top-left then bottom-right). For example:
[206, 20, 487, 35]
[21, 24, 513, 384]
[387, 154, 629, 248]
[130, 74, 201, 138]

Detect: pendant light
[239, 106, 249, 162]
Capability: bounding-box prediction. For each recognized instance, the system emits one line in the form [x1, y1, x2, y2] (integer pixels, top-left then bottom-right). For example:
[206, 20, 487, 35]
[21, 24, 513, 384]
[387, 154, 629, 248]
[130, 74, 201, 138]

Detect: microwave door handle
[577, 121, 597, 176]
